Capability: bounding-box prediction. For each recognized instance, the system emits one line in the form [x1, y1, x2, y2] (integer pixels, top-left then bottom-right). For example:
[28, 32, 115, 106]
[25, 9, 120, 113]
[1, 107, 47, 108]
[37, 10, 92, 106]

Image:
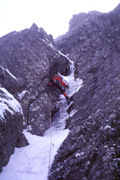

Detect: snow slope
[0, 61, 82, 180]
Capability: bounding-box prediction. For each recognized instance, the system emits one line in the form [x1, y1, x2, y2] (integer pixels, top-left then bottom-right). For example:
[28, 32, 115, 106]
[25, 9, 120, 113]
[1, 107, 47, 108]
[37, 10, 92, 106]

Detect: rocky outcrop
[0, 24, 71, 136]
[0, 24, 71, 172]
[69, 11, 101, 31]
[0, 87, 24, 172]
[49, 4, 120, 180]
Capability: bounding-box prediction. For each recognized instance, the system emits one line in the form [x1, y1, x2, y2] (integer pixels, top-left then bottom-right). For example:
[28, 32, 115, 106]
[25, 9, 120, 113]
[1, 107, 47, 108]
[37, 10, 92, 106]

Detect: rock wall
[0, 24, 71, 171]
[0, 23, 71, 136]
[0, 87, 24, 172]
[49, 4, 120, 180]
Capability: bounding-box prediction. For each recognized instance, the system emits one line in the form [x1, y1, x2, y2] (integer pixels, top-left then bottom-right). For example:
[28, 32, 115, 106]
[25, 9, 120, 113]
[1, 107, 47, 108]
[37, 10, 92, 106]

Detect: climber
[49, 74, 70, 103]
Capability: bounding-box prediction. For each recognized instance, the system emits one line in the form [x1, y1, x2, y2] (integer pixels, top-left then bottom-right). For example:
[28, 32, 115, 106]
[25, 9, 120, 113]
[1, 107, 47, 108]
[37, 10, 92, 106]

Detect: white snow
[6, 69, 18, 81]
[75, 152, 84, 158]
[69, 109, 78, 118]
[60, 60, 83, 98]
[0, 129, 69, 180]
[0, 66, 17, 81]
[18, 90, 27, 100]
[0, 61, 83, 180]
[103, 125, 111, 130]
[75, 153, 81, 158]
[0, 87, 23, 121]
[0, 65, 4, 70]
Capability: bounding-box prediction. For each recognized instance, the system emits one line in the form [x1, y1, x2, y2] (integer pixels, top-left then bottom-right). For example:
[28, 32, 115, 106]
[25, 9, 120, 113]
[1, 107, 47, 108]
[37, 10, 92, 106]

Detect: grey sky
[0, 0, 120, 38]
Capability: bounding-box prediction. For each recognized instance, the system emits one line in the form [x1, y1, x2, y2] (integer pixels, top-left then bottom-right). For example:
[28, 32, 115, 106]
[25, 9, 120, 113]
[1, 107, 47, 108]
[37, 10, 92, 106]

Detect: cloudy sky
[0, 0, 120, 38]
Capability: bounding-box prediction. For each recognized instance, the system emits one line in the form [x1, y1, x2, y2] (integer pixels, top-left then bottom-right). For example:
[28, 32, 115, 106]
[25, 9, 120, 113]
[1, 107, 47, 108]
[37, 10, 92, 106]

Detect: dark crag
[49, 4, 120, 180]
[0, 24, 71, 172]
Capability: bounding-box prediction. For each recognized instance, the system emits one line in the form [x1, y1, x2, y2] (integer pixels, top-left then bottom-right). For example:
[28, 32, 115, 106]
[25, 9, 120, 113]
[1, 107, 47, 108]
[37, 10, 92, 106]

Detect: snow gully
[0, 59, 82, 180]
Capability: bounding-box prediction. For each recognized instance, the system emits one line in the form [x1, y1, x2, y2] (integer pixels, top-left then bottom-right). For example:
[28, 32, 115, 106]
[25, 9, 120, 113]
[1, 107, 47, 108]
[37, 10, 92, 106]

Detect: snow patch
[60, 61, 83, 98]
[0, 128, 69, 180]
[103, 125, 111, 130]
[75, 152, 84, 158]
[0, 65, 4, 70]
[70, 109, 78, 118]
[75, 153, 81, 158]
[18, 90, 27, 100]
[0, 87, 23, 121]
[6, 69, 18, 81]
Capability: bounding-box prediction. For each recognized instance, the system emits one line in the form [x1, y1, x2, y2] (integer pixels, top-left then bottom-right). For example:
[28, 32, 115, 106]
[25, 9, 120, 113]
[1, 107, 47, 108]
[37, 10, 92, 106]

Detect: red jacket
[51, 76, 67, 87]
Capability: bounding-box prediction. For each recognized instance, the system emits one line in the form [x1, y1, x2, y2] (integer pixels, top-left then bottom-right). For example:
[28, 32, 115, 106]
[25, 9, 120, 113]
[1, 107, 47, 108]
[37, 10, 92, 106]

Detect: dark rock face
[0, 87, 24, 172]
[0, 24, 71, 172]
[0, 24, 71, 136]
[49, 4, 120, 180]
[0, 66, 20, 94]
[69, 11, 101, 31]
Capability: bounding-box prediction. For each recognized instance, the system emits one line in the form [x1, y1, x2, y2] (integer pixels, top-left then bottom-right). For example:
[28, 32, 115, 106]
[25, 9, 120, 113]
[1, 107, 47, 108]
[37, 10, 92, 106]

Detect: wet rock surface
[49, 4, 120, 180]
